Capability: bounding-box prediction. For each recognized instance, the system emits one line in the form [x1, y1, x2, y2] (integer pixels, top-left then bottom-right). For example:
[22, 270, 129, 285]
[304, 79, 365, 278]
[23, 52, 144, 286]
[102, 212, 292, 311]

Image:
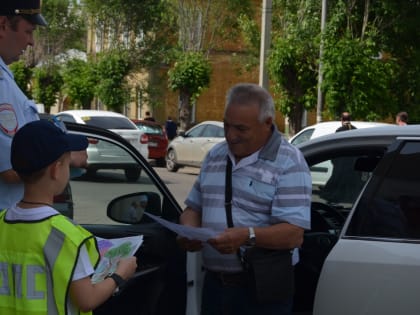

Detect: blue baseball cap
[11, 119, 88, 175]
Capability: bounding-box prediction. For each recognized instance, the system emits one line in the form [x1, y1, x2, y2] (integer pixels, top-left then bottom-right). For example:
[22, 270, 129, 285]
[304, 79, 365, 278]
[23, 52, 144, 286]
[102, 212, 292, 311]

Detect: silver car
[56, 110, 148, 181]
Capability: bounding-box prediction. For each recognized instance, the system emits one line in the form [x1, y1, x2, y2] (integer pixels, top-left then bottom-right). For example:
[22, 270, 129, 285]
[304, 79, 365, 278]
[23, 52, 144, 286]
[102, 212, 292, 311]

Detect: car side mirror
[107, 192, 162, 224]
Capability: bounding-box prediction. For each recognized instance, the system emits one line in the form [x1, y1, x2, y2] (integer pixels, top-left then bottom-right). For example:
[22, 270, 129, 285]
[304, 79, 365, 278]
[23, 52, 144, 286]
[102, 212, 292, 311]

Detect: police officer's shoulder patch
[0, 103, 18, 137]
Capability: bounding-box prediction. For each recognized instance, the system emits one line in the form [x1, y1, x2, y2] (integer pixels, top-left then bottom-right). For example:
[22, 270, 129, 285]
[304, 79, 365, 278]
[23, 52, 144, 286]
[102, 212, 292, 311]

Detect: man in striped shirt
[178, 83, 311, 315]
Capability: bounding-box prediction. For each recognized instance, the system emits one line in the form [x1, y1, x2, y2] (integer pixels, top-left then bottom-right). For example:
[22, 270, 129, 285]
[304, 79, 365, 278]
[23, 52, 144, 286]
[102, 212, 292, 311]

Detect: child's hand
[116, 256, 137, 280]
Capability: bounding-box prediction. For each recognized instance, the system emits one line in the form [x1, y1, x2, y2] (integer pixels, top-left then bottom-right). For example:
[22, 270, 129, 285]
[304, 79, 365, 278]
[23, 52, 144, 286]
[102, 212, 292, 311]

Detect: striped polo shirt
[185, 126, 312, 272]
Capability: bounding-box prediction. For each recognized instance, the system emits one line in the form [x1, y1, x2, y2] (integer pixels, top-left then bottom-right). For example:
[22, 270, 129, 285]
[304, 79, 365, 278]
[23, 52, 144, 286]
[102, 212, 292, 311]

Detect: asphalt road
[152, 166, 199, 206]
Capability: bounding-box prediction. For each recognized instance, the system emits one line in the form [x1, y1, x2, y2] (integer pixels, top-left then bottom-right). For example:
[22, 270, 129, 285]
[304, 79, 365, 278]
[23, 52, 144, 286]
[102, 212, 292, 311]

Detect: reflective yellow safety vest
[0, 211, 100, 315]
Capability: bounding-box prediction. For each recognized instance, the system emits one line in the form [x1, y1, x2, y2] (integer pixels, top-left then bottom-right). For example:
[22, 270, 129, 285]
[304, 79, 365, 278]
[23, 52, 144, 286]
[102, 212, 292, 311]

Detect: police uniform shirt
[0, 57, 39, 209]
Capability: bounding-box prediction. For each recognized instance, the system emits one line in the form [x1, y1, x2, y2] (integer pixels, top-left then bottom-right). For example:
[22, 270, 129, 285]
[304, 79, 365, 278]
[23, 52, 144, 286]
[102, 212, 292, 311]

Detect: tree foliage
[165, 0, 252, 130]
[267, 0, 321, 133]
[83, 0, 174, 68]
[9, 61, 32, 98]
[168, 51, 211, 129]
[263, 0, 420, 133]
[32, 64, 63, 113]
[61, 58, 97, 109]
[31, 0, 86, 66]
[95, 52, 131, 112]
[321, 1, 399, 120]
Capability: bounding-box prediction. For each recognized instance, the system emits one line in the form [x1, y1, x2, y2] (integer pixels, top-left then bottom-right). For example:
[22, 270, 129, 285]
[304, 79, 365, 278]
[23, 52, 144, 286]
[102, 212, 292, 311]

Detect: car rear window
[82, 116, 136, 130]
[136, 124, 163, 135]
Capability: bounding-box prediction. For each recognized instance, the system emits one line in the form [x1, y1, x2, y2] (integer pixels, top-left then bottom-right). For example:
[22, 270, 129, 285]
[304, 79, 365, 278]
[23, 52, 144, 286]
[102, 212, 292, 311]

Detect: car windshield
[82, 116, 136, 130]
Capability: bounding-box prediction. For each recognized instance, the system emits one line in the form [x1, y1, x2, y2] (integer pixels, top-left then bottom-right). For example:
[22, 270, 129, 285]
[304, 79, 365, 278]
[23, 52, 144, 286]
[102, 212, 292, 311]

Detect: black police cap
[0, 0, 47, 26]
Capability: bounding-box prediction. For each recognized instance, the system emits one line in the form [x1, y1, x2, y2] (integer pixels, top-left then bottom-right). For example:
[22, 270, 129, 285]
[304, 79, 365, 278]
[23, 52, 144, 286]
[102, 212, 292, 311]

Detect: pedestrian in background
[336, 112, 357, 132]
[165, 116, 178, 140]
[0, 119, 137, 314]
[396, 111, 408, 126]
[144, 111, 155, 122]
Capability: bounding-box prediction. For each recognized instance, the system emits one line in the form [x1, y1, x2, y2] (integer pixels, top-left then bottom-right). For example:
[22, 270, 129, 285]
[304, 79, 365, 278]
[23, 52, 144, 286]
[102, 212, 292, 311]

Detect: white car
[289, 121, 391, 145]
[56, 110, 148, 181]
[166, 121, 225, 172]
[289, 121, 391, 186]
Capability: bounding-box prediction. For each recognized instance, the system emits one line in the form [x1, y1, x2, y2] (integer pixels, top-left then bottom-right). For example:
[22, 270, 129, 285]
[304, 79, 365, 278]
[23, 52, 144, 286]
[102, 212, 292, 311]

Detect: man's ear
[264, 116, 273, 128]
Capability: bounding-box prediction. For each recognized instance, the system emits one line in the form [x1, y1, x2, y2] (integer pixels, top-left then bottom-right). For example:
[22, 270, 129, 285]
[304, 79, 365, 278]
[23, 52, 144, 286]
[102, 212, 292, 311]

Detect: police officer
[0, 0, 47, 209]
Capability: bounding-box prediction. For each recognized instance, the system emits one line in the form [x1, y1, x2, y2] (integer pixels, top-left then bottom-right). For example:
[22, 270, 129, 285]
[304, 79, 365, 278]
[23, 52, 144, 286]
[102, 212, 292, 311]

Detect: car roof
[290, 121, 391, 142]
[193, 120, 224, 127]
[297, 124, 420, 164]
[57, 110, 127, 118]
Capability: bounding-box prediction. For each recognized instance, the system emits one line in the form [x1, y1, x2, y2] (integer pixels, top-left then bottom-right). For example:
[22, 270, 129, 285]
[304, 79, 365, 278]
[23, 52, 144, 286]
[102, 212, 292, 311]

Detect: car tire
[156, 157, 166, 167]
[86, 168, 97, 177]
[125, 168, 141, 182]
[166, 149, 179, 172]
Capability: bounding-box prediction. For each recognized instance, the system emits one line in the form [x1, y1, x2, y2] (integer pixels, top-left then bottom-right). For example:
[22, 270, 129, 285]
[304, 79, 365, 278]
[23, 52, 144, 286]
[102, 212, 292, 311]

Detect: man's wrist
[246, 227, 256, 247]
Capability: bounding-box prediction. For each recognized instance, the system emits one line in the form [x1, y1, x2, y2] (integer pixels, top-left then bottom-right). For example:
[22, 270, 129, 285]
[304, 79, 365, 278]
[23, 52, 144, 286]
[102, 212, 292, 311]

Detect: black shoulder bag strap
[225, 156, 234, 228]
[225, 156, 245, 264]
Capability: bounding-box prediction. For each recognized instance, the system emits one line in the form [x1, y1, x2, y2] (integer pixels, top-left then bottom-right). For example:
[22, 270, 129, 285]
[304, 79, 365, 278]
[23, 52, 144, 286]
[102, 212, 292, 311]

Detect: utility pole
[259, 0, 272, 89]
[316, 0, 327, 123]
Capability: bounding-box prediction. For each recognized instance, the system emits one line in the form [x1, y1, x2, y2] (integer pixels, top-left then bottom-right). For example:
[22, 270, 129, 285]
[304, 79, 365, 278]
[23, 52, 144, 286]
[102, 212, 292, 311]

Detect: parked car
[311, 125, 420, 315]
[131, 119, 168, 167]
[290, 121, 391, 186]
[166, 120, 225, 172]
[289, 120, 391, 145]
[56, 110, 148, 181]
[294, 124, 420, 313]
[57, 121, 417, 314]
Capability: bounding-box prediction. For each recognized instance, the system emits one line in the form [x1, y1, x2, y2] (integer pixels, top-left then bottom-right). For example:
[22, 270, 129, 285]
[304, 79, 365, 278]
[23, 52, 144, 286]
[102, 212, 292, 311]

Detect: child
[0, 119, 137, 314]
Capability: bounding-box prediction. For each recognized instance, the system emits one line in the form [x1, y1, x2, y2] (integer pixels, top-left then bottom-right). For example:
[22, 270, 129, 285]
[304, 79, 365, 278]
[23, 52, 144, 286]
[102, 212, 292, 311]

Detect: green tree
[166, 0, 252, 130]
[61, 58, 97, 109]
[9, 61, 32, 98]
[168, 52, 211, 130]
[83, 0, 176, 114]
[267, 0, 321, 134]
[241, 0, 419, 132]
[95, 52, 130, 112]
[321, 1, 399, 120]
[30, 0, 86, 67]
[32, 64, 63, 113]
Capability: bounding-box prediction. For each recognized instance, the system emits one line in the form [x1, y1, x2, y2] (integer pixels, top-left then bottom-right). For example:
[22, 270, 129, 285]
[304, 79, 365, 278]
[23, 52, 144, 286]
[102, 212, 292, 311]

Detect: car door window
[57, 114, 76, 123]
[69, 135, 165, 225]
[186, 125, 205, 138]
[202, 125, 224, 138]
[346, 141, 420, 239]
[310, 153, 374, 232]
[290, 128, 315, 145]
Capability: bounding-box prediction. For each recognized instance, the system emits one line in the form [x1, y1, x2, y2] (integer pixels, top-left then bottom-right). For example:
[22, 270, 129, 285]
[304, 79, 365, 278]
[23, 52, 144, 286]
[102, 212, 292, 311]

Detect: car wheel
[166, 149, 179, 172]
[125, 168, 141, 182]
[86, 168, 97, 177]
[156, 157, 166, 167]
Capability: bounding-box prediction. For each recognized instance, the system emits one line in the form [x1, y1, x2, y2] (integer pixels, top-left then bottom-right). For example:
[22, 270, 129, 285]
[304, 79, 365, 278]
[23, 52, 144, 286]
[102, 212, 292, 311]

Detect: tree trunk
[178, 89, 192, 131]
[288, 102, 305, 135]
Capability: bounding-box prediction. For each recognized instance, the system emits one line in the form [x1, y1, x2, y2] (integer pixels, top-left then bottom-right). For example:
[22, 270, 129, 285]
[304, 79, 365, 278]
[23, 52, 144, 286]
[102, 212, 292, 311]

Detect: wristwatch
[247, 227, 256, 247]
[106, 273, 126, 293]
